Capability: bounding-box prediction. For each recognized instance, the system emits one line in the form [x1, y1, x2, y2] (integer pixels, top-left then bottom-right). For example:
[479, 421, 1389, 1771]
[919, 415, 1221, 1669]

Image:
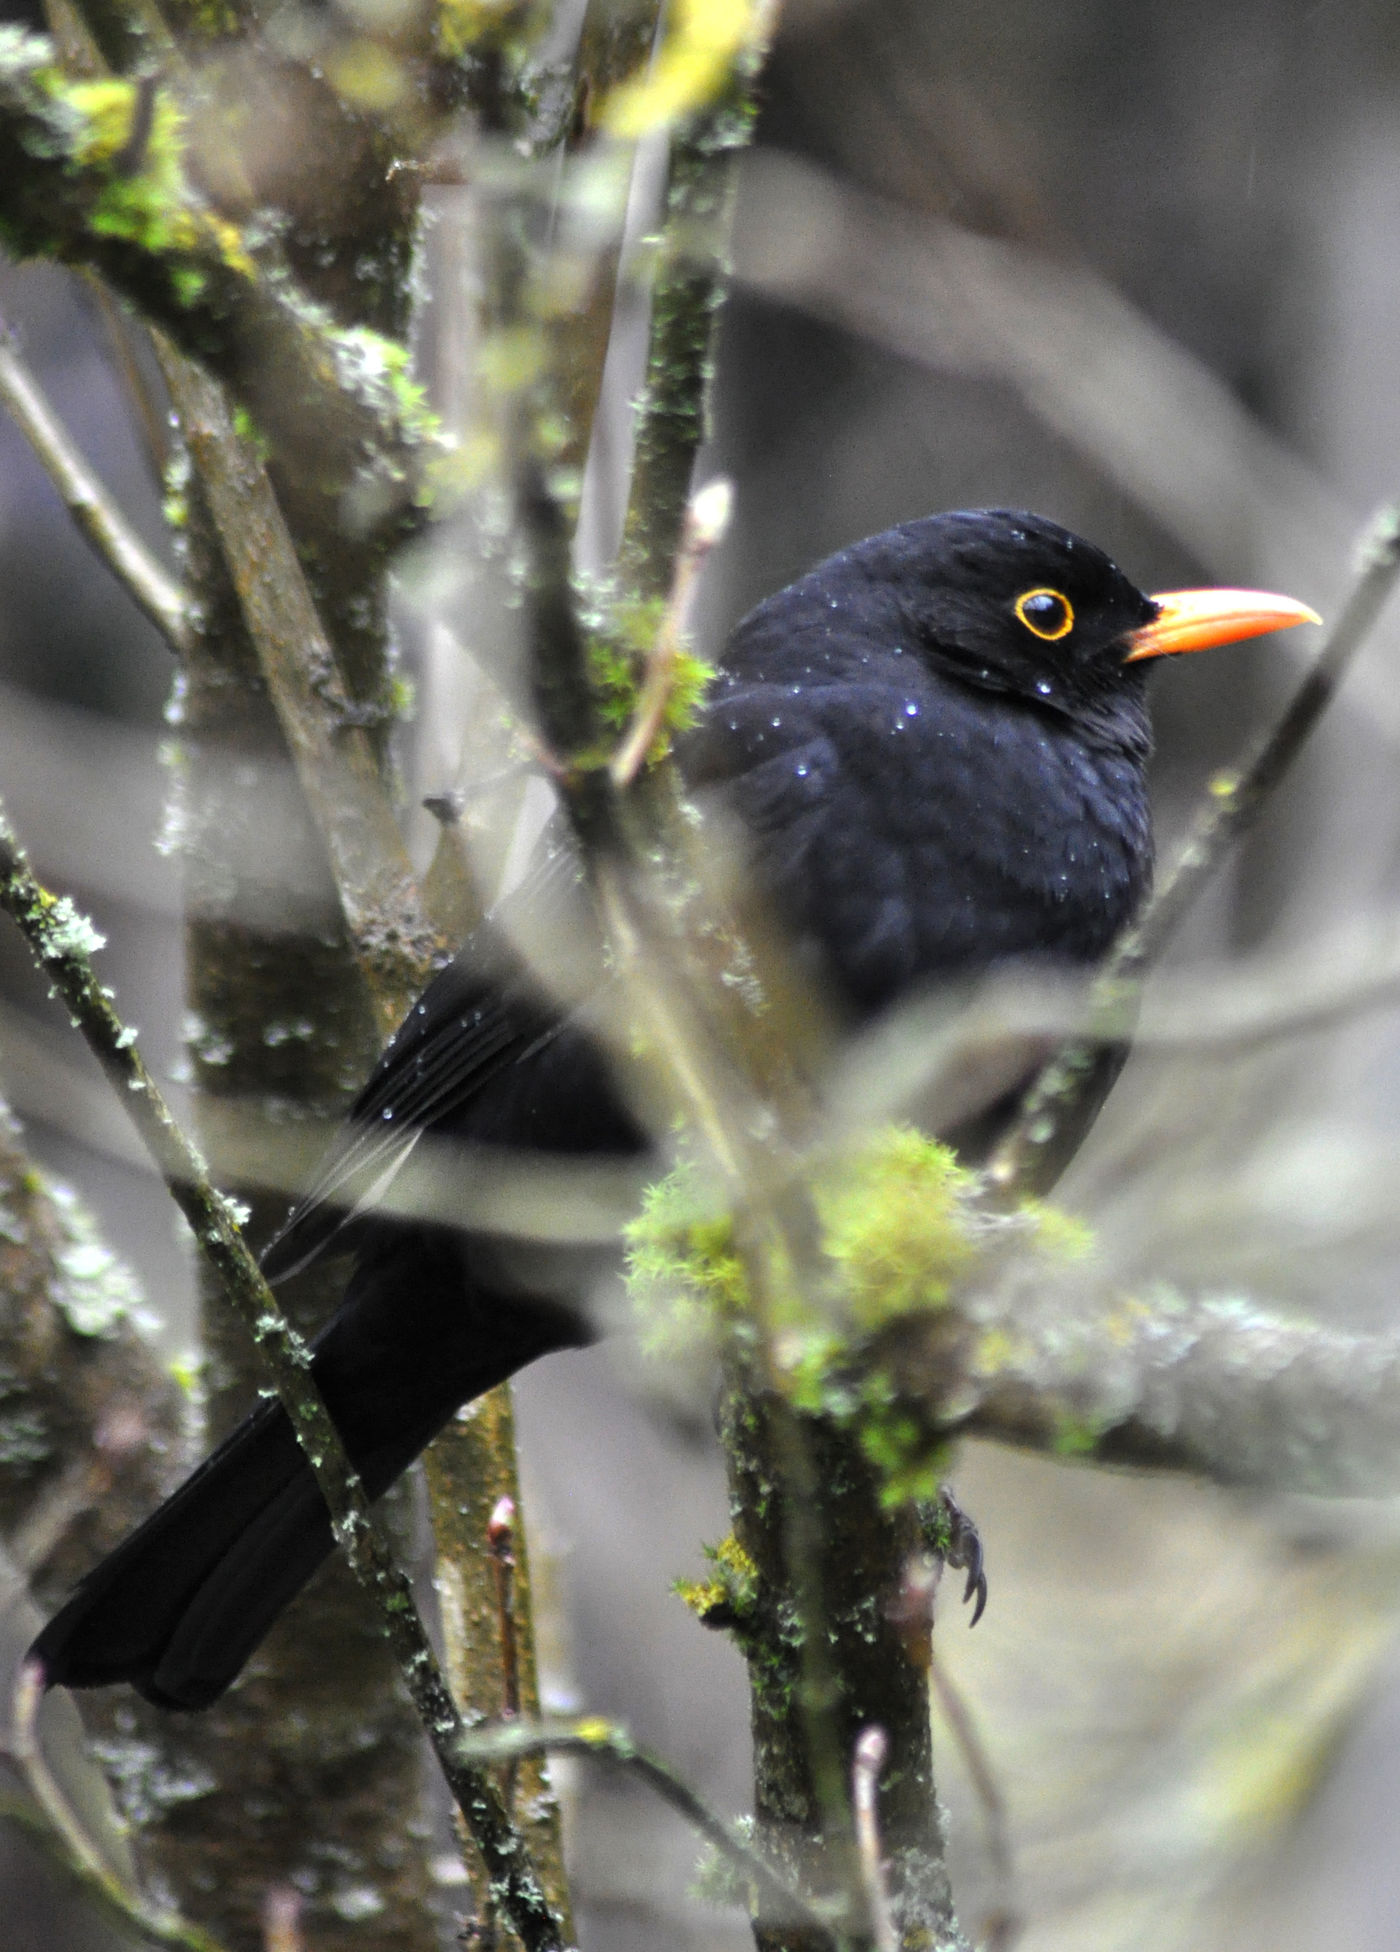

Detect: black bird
[30, 509, 1316, 1709]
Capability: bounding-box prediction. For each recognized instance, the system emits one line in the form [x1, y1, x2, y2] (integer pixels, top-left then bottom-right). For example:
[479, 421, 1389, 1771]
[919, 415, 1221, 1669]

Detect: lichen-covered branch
[0, 797, 570, 1952]
[645, 1132, 1400, 1503]
[903, 1266, 1400, 1498]
[0, 30, 438, 549]
[633, 1128, 1400, 1567]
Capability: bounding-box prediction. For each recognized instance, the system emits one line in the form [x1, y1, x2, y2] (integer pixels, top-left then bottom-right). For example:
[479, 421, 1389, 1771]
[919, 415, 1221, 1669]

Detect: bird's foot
[921, 1484, 987, 1626]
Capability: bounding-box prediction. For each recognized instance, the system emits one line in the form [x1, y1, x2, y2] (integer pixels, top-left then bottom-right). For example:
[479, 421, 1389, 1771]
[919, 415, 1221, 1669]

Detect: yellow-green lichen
[165, 0, 240, 37]
[602, 0, 763, 138]
[435, 0, 527, 62]
[674, 1531, 760, 1629]
[63, 79, 143, 167]
[1052, 1412, 1103, 1457]
[44, 76, 256, 290]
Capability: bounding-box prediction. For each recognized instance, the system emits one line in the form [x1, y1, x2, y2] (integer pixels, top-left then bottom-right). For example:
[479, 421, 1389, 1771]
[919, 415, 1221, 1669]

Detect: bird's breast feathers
[681, 668, 1151, 1015]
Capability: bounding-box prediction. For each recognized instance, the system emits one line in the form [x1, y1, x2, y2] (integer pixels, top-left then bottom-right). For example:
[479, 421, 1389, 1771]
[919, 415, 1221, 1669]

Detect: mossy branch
[0, 795, 570, 1952]
[630, 1133, 1400, 1501]
[616, 18, 773, 600]
[0, 30, 439, 549]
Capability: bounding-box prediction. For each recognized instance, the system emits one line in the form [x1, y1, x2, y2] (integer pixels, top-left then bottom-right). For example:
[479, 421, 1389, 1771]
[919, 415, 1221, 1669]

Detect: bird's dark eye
[1014, 588, 1074, 641]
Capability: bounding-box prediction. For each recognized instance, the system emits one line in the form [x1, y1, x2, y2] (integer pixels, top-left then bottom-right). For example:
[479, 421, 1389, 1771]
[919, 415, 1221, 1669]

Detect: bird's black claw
[964, 1567, 988, 1628]
[926, 1485, 988, 1626]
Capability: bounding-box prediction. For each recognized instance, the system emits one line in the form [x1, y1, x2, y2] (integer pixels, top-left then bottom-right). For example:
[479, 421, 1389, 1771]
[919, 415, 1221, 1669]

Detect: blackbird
[30, 508, 1317, 1709]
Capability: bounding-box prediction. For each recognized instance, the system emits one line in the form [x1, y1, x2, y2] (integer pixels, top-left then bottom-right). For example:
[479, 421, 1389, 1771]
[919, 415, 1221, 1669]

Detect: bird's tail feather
[31, 1232, 594, 1709]
[30, 1403, 333, 1710]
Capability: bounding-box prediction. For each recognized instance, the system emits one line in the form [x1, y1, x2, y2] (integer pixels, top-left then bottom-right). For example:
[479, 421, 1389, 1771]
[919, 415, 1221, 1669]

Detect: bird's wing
[261, 846, 580, 1284]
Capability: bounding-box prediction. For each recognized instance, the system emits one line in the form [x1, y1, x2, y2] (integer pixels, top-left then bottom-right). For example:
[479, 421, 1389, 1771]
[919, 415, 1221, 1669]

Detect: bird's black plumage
[30, 509, 1296, 1709]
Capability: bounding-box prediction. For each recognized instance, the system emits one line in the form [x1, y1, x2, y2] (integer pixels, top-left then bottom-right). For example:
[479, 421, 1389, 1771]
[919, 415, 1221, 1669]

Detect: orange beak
[1124, 588, 1321, 662]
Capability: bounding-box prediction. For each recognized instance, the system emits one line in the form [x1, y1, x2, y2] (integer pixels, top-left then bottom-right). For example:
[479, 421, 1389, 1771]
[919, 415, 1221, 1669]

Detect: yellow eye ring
[1015, 588, 1074, 641]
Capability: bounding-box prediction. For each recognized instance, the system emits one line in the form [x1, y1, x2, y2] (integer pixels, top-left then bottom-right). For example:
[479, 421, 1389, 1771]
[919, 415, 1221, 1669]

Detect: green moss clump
[70, 86, 253, 280]
[574, 578, 717, 768]
[626, 1165, 744, 1376]
[627, 1127, 1095, 1506]
[818, 1126, 977, 1327]
[850, 1376, 951, 1509]
[628, 1128, 980, 1343]
[328, 326, 440, 449]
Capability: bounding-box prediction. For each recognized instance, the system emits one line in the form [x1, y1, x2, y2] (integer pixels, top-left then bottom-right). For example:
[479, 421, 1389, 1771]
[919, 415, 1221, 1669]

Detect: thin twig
[7, 1660, 230, 1952]
[488, 1493, 521, 1812]
[927, 1651, 1019, 1952]
[851, 1727, 897, 1952]
[260, 1887, 305, 1952]
[81, 273, 172, 484]
[0, 801, 568, 1952]
[489, 1496, 522, 1722]
[0, 316, 191, 654]
[828, 922, 1400, 1150]
[990, 499, 1400, 1197]
[610, 475, 732, 786]
[452, 1714, 837, 1941]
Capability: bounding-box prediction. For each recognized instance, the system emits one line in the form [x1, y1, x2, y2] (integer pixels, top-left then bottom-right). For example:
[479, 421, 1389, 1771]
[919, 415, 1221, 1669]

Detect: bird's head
[870, 507, 1319, 730]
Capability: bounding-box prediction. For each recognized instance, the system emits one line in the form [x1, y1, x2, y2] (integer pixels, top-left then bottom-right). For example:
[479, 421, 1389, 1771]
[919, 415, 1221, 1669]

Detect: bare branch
[852, 1728, 897, 1952]
[6, 1660, 231, 1952]
[452, 1713, 837, 1941]
[0, 314, 191, 652]
[886, 1258, 1400, 1499]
